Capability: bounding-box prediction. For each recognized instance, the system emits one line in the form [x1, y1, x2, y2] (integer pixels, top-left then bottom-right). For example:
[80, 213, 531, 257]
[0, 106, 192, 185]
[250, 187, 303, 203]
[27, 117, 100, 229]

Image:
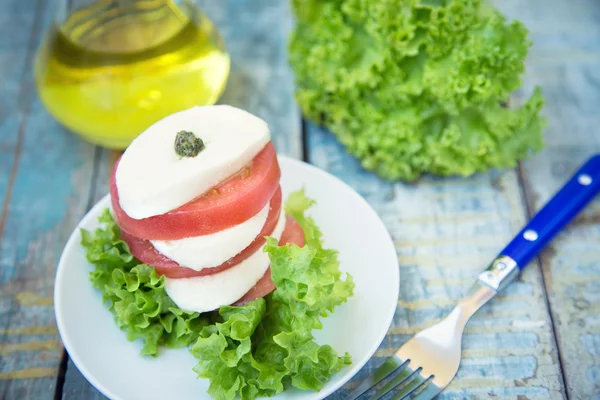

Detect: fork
[345, 154, 600, 400]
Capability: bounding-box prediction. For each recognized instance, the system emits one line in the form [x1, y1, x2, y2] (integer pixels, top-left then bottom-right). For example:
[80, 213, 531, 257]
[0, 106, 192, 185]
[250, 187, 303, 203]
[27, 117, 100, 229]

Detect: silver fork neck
[449, 284, 496, 333]
[477, 255, 520, 291]
[450, 256, 520, 333]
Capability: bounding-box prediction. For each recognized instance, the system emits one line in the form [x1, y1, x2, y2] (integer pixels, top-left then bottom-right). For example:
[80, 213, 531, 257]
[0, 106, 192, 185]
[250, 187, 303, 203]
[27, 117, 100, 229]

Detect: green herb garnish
[175, 130, 205, 158]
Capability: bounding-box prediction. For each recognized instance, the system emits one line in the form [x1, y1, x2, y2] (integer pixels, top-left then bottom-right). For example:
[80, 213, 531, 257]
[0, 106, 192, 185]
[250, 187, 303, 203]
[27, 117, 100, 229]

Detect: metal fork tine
[406, 382, 442, 400]
[391, 376, 441, 400]
[369, 365, 423, 400]
[387, 374, 427, 400]
[344, 356, 408, 400]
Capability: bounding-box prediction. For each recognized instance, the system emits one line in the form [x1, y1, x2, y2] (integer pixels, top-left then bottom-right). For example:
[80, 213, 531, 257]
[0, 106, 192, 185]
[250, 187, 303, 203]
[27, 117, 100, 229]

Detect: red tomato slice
[121, 188, 283, 279]
[233, 216, 305, 306]
[111, 142, 281, 240]
[278, 216, 305, 248]
[233, 268, 276, 306]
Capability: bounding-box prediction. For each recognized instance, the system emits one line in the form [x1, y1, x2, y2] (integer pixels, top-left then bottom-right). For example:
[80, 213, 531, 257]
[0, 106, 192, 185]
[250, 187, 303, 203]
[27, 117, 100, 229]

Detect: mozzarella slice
[164, 209, 286, 313]
[116, 105, 271, 219]
[150, 201, 270, 271]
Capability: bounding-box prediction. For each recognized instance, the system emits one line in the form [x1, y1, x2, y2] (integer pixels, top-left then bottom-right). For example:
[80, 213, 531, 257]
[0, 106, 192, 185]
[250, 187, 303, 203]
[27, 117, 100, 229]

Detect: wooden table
[1, 0, 599, 399]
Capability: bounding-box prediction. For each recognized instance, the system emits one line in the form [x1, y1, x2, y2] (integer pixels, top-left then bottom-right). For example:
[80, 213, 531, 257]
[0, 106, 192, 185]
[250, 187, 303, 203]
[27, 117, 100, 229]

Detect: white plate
[55, 156, 399, 400]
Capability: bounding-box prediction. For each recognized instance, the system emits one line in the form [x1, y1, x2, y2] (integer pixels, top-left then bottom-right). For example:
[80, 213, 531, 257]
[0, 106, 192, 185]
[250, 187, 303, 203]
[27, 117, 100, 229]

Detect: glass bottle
[34, 0, 230, 149]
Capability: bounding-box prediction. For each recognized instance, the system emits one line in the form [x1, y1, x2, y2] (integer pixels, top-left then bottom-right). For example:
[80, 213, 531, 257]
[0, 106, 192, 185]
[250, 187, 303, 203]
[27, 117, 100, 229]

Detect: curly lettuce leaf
[81, 209, 210, 356]
[192, 299, 267, 400]
[191, 190, 354, 399]
[289, 0, 545, 181]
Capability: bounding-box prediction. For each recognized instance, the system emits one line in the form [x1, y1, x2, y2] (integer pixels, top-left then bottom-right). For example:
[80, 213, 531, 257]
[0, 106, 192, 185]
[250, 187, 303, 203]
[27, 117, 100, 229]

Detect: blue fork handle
[500, 154, 600, 269]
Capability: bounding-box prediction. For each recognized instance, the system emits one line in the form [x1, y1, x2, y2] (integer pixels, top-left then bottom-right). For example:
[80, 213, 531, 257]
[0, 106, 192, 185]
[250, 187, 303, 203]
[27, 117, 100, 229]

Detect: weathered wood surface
[317, 0, 600, 397]
[308, 0, 600, 397]
[0, 0, 97, 399]
[206, 0, 302, 160]
[499, 0, 600, 397]
[1, 0, 599, 399]
[306, 122, 565, 399]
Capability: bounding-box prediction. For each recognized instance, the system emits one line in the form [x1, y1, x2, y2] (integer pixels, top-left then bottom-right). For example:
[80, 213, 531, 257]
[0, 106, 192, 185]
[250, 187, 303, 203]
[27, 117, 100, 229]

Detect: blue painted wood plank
[498, 0, 600, 397]
[60, 1, 303, 398]
[0, 0, 103, 398]
[209, 0, 302, 159]
[0, 0, 43, 217]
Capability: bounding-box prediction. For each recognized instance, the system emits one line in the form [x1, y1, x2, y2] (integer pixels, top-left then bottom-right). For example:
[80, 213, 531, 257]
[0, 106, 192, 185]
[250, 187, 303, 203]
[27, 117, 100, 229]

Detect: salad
[82, 105, 354, 399]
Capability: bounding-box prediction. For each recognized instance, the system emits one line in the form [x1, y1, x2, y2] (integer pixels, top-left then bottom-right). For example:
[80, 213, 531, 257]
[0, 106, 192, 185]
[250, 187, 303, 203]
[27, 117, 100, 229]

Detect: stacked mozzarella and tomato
[109, 106, 304, 313]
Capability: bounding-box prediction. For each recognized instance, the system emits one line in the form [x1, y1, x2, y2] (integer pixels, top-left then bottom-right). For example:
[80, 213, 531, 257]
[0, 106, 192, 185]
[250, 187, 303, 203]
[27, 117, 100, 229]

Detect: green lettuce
[82, 209, 209, 356]
[82, 190, 354, 399]
[289, 0, 545, 181]
[191, 189, 354, 399]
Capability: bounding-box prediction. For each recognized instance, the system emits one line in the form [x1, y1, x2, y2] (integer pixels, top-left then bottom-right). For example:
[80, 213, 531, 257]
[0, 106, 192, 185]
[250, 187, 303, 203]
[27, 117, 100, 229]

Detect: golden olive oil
[34, 0, 230, 149]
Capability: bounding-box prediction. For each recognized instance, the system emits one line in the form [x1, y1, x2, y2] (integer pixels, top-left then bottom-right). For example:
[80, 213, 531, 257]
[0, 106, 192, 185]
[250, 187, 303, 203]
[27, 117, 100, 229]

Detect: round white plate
[55, 156, 399, 400]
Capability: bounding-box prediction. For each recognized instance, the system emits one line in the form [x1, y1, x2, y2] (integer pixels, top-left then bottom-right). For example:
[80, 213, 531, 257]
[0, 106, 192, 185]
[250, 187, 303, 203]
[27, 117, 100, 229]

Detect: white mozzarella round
[116, 105, 271, 219]
[150, 201, 271, 271]
[164, 209, 286, 313]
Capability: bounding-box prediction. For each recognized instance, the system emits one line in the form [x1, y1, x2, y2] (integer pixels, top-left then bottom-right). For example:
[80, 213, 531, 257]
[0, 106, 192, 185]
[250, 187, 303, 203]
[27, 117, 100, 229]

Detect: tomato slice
[121, 188, 283, 279]
[111, 142, 281, 240]
[233, 216, 305, 306]
[278, 216, 305, 248]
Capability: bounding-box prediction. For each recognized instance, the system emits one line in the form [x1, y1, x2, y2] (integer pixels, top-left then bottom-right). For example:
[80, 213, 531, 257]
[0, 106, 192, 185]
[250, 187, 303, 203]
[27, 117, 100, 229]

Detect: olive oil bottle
[34, 0, 230, 149]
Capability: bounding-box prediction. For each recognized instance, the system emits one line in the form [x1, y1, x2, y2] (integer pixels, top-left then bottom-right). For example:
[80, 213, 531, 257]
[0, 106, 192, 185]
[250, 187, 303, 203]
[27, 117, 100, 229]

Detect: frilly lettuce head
[289, 0, 545, 181]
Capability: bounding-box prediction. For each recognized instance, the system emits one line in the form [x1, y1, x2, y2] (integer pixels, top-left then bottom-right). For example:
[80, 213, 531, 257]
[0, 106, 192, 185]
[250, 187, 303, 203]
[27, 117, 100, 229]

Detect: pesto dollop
[175, 130, 205, 158]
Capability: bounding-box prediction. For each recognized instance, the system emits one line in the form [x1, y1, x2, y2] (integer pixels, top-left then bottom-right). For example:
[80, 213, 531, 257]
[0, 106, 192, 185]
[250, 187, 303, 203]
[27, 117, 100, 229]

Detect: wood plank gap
[517, 160, 569, 399]
[85, 147, 103, 211]
[52, 351, 68, 400]
[54, 145, 104, 398]
[301, 118, 310, 163]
